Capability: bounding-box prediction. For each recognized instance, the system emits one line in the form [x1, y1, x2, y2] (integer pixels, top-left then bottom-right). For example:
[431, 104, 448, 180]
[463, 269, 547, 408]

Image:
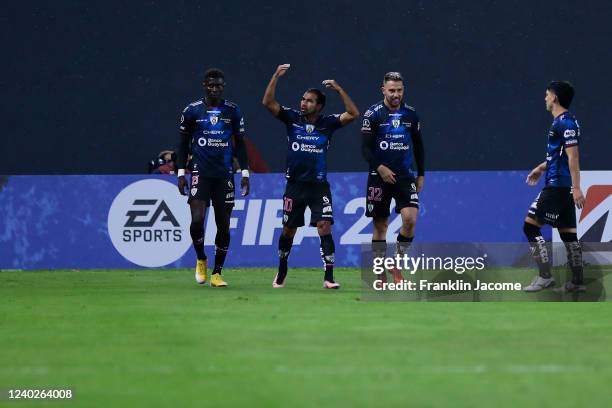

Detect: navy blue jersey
[545, 111, 580, 187]
[361, 101, 420, 178]
[275, 106, 343, 182]
[179, 99, 244, 178]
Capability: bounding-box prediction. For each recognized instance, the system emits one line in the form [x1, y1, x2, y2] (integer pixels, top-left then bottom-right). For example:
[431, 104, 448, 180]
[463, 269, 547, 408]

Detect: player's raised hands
[322, 79, 342, 92]
[377, 164, 397, 184]
[274, 64, 291, 78]
[177, 176, 187, 196]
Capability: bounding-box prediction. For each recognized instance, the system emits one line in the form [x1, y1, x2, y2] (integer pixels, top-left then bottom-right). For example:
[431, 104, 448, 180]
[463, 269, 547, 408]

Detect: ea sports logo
[291, 142, 300, 151]
[379, 141, 389, 150]
[198, 137, 207, 147]
[108, 179, 191, 267]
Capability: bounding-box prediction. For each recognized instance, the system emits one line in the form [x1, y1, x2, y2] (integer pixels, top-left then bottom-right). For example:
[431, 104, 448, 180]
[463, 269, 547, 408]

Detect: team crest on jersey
[305, 124, 315, 133]
[210, 116, 218, 125]
[367, 203, 374, 213]
[191, 187, 197, 196]
[392, 119, 400, 128]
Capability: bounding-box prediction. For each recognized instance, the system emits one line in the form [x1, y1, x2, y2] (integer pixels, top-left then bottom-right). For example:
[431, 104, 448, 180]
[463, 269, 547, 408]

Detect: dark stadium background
[2, 0, 610, 175]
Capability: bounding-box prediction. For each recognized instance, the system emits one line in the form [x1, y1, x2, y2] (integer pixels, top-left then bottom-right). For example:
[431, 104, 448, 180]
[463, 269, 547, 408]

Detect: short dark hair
[547, 80, 574, 109]
[383, 71, 403, 83]
[204, 68, 225, 81]
[305, 88, 326, 108]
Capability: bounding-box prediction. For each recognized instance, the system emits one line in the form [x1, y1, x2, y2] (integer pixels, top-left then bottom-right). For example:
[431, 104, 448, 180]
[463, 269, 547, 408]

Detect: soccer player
[361, 72, 425, 282]
[262, 64, 359, 289]
[176, 68, 250, 288]
[523, 81, 585, 292]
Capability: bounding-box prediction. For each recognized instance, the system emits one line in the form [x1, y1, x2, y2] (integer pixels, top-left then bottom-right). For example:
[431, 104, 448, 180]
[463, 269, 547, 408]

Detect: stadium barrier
[0, 172, 610, 269]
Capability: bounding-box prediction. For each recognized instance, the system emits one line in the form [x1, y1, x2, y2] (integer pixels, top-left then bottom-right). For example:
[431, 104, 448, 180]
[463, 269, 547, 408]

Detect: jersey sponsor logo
[379, 141, 389, 150]
[228, 180, 234, 189]
[364, 110, 373, 117]
[297, 135, 319, 141]
[564, 129, 576, 138]
[107, 179, 191, 267]
[322, 196, 330, 204]
[291, 142, 324, 154]
[305, 124, 315, 133]
[180, 115, 184, 123]
[197, 137, 207, 146]
[322, 205, 332, 213]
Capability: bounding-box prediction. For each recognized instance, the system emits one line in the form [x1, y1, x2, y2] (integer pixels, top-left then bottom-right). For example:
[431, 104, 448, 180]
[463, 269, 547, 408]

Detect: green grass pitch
[1, 268, 612, 407]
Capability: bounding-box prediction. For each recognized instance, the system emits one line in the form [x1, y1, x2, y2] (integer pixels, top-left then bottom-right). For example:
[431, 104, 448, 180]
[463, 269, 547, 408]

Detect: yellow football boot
[210, 273, 228, 287]
[195, 259, 207, 284]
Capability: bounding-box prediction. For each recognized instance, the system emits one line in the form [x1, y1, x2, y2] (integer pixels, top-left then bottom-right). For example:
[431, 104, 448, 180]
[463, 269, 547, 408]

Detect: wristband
[177, 169, 185, 177]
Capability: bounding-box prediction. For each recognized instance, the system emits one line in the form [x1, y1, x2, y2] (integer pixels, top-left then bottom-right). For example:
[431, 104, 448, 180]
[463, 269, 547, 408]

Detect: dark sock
[190, 223, 206, 260]
[523, 222, 551, 279]
[213, 230, 230, 274]
[320, 234, 335, 282]
[396, 232, 414, 256]
[560, 232, 583, 284]
[277, 234, 294, 284]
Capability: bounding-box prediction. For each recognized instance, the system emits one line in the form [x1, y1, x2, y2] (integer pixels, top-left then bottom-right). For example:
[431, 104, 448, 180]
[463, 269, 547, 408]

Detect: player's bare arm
[526, 161, 547, 186]
[262, 64, 290, 116]
[233, 134, 250, 196]
[411, 125, 425, 193]
[321, 79, 359, 125]
[565, 146, 585, 208]
[176, 131, 190, 195]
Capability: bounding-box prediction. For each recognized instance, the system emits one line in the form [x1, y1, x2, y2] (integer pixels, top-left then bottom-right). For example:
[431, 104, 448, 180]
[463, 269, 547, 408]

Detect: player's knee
[373, 218, 388, 235]
[559, 231, 578, 243]
[316, 221, 331, 235]
[403, 216, 416, 230]
[282, 226, 297, 239]
[191, 214, 204, 225]
[523, 221, 541, 239]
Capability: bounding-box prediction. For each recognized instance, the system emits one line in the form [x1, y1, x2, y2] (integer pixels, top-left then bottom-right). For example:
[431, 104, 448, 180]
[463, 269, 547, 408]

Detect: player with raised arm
[361, 72, 425, 282]
[176, 68, 250, 288]
[523, 81, 585, 293]
[262, 64, 359, 289]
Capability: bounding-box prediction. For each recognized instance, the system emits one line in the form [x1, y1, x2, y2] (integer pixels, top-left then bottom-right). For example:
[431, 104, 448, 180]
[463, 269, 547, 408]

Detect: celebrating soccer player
[523, 81, 585, 293]
[262, 64, 359, 289]
[176, 68, 250, 287]
[361, 72, 425, 282]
